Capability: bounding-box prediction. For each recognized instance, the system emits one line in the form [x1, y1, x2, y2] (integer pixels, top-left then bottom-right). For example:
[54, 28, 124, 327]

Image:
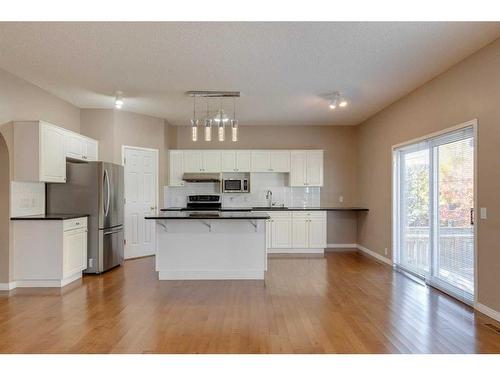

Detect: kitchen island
[145, 211, 270, 280]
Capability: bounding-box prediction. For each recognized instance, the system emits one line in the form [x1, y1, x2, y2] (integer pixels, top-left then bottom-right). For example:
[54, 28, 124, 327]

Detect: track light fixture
[115, 91, 124, 109]
[328, 92, 348, 110]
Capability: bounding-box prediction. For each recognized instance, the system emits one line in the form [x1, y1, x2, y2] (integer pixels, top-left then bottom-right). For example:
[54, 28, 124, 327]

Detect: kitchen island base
[151, 215, 268, 280]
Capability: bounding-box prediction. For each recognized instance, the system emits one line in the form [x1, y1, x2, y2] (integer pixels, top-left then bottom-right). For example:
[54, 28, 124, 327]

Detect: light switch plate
[480, 207, 487, 219]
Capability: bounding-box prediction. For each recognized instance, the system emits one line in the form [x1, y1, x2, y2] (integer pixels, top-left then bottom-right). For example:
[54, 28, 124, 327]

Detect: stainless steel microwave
[223, 178, 250, 193]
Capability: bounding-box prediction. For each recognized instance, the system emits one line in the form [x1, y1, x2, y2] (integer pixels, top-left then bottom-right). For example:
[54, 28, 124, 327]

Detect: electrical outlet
[339, 195, 344, 203]
[88, 258, 94, 268]
[384, 248, 388, 256]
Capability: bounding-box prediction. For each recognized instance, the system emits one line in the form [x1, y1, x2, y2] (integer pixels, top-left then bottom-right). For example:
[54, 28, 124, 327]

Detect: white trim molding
[267, 248, 324, 254]
[475, 302, 500, 323]
[357, 244, 393, 266]
[326, 243, 358, 250]
[0, 282, 17, 291]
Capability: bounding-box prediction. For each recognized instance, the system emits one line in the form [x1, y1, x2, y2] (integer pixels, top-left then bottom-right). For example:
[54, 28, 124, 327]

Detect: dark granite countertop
[146, 211, 270, 220]
[11, 214, 90, 221]
[161, 207, 369, 212]
[251, 207, 369, 211]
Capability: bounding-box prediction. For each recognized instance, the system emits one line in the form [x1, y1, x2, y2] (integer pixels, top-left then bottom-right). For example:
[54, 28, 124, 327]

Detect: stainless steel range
[182, 195, 222, 211]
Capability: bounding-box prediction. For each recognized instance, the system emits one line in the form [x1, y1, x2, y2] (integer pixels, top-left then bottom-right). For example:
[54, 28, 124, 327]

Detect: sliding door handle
[470, 208, 474, 226]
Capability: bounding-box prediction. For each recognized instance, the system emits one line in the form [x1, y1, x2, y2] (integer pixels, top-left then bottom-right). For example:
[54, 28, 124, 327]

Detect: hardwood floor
[0, 251, 499, 353]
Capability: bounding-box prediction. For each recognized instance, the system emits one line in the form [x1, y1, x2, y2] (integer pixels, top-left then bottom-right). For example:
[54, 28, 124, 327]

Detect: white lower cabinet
[63, 224, 88, 278]
[13, 217, 88, 288]
[270, 213, 292, 249]
[266, 211, 326, 253]
[292, 216, 309, 248]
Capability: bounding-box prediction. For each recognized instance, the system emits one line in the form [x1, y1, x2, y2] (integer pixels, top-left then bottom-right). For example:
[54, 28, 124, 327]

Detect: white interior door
[123, 146, 158, 259]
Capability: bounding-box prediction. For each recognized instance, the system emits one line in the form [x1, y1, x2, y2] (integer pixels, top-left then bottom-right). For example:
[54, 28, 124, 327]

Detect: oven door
[223, 179, 242, 192]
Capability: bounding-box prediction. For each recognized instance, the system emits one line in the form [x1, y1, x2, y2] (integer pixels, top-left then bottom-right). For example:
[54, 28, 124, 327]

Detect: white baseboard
[267, 248, 324, 254]
[356, 244, 393, 266]
[326, 243, 357, 250]
[158, 269, 265, 280]
[0, 281, 17, 291]
[475, 302, 500, 323]
[13, 272, 82, 288]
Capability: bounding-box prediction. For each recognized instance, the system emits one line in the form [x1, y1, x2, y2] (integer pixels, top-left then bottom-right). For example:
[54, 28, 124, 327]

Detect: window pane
[435, 137, 474, 295]
[400, 148, 430, 276]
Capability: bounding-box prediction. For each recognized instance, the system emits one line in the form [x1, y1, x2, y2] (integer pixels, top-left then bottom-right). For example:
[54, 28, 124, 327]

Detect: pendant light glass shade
[191, 119, 198, 142]
[204, 119, 212, 141]
[231, 120, 238, 142]
[218, 122, 225, 142]
[212, 109, 230, 124]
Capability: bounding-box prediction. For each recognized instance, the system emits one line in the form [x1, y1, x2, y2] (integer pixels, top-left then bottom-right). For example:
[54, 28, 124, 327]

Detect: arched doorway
[0, 132, 10, 285]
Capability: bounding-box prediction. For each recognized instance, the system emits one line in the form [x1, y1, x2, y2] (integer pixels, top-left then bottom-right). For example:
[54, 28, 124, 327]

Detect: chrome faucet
[266, 190, 273, 207]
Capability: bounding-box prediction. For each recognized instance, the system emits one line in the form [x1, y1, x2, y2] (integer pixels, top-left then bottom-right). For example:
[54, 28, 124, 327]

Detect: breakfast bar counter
[145, 212, 270, 280]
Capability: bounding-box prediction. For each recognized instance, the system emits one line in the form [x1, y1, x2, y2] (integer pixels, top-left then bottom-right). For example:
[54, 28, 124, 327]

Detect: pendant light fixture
[216, 99, 226, 142]
[191, 95, 198, 142]
[204, 97, 212, 142]
[186, 91, 240, 143]
[231, 97, 238, 142]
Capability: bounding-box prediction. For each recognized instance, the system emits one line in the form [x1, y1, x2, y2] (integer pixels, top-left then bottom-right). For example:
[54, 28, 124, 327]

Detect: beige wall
[0, 68, 80, 132]
[80, 109, 169, 207]
[0, 68, 81, 283]
[80, 109, 114, 163]
[175, 125, 359, 244]
[357, 38, 500, 311]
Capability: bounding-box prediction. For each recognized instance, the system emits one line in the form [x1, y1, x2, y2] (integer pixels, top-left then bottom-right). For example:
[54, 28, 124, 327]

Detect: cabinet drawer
[63, 217, 88, 232]
[266, 211, 292, 219]
[292, 211, 326, 219]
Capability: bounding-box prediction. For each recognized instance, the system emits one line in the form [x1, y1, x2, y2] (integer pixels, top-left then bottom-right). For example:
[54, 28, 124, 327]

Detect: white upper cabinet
[270, 151, 290, 172]
[251, 151, 290, 172]
[251, 150, 271, 172]
[236, 151, 252, 172]
[13, 121, 99, 183]
[202, 151, 221, 172]
[183, 150, 221, 172]
[40, 123, 67, 183]
[14, 121, 66, 183]
[169, 150, 184, 186]
[64, 132, 85, 160]
[305, 150, 324, 186]
[221, 151, 236, 172]
[290, 150, 323, 186]
[290, 151, 307, 186]
[83, 138, 99, 161]
[183, 150, 203, 172]
[64, 132, 98, 162]
[221, 150, 251, 172]
[169, 149, 321, 185]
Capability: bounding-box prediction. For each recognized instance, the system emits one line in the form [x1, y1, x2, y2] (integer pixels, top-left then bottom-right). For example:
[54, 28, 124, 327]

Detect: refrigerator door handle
[104, 228, 123, 236]
[104, 169, 110, 217]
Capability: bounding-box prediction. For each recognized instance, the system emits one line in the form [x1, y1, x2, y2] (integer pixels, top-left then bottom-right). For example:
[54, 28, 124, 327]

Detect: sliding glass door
[394, 125, 475, 303]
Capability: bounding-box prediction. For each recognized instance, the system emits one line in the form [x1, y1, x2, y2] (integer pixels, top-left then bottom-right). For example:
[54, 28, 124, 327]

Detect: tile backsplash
[11, 181, 45, 217]
[164, 173, 320, 208]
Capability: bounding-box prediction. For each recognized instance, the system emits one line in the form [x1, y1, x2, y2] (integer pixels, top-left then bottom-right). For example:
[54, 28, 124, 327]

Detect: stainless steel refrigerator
[46, 161, 124, 274]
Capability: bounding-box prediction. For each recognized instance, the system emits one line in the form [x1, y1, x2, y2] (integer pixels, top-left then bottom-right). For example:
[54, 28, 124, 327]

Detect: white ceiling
[1, 22, 499, 126]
